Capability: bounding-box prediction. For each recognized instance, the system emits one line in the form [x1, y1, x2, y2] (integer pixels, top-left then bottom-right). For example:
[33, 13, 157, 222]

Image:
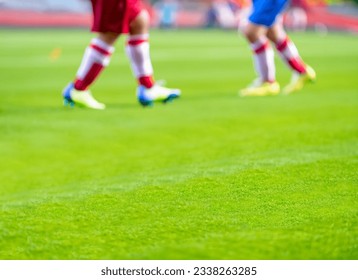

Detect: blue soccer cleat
[137, 83, 181, 107]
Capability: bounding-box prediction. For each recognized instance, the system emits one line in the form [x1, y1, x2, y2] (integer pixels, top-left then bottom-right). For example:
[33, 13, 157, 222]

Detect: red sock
[74, 63, 104, 91]
[74, 38, 114, 91]
[126, 34, 155, 89]
[251, 39, 276, 83]
[139, 76, 155, 88]
[276, 37, 306, 74]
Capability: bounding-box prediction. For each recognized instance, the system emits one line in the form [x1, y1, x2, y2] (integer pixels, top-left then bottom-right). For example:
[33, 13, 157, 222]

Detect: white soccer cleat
[62, 83, 105, 110]
[137, 83, 181, 107]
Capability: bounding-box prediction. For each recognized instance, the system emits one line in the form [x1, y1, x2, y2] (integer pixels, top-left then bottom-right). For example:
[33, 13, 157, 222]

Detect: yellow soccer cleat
[283, 65, 316, 95]
[63, 83, 105, 110]
[240, 79, 280, 97]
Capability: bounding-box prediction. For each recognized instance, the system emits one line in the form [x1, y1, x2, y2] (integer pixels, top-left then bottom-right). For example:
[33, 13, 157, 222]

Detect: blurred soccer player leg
[126, 10, 180, 106]
[268, 23, 316, 94]
[75, 35, 116, 91]
[126, 10, 154, 89]
[240, 23, 280, 97]
[63, 34, 117, 109]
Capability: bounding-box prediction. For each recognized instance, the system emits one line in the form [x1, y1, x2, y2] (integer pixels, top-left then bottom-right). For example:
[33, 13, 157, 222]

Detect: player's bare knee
[267, 24, 286, 44]
[130, 10, 150, 34]
[244, 23, 266, 43]
[98, 32, 119, 45]
[244, 28, 257, 43]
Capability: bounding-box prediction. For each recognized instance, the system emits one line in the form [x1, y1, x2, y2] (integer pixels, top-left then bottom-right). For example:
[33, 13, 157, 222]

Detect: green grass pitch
[0, 29, 357, 260]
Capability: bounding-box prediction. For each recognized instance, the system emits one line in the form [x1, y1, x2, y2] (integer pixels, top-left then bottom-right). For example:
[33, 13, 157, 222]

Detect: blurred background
[0, 0, 357, 33]
[0, 1, 357, 262]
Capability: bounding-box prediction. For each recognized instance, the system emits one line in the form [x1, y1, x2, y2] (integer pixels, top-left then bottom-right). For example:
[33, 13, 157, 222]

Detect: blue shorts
[249, 0, 288, 27]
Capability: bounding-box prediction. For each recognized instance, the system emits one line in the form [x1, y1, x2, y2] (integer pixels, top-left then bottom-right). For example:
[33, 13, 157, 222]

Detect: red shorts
[90, 0, 143, 34]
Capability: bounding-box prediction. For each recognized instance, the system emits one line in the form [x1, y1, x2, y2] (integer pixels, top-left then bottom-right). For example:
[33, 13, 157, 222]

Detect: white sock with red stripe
[275, 36, 306, 74]
[251, 38, 276, 83]
[126, 34, 155, 89]
[74, 38, 114, 91]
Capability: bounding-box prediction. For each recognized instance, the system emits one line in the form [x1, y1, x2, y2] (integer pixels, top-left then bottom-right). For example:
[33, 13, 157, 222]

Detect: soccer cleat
[137, 83, 181, 107]
[62, 83, 105, 110]
[283, 65, 316, 95]
[239, 78, 280, 97]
